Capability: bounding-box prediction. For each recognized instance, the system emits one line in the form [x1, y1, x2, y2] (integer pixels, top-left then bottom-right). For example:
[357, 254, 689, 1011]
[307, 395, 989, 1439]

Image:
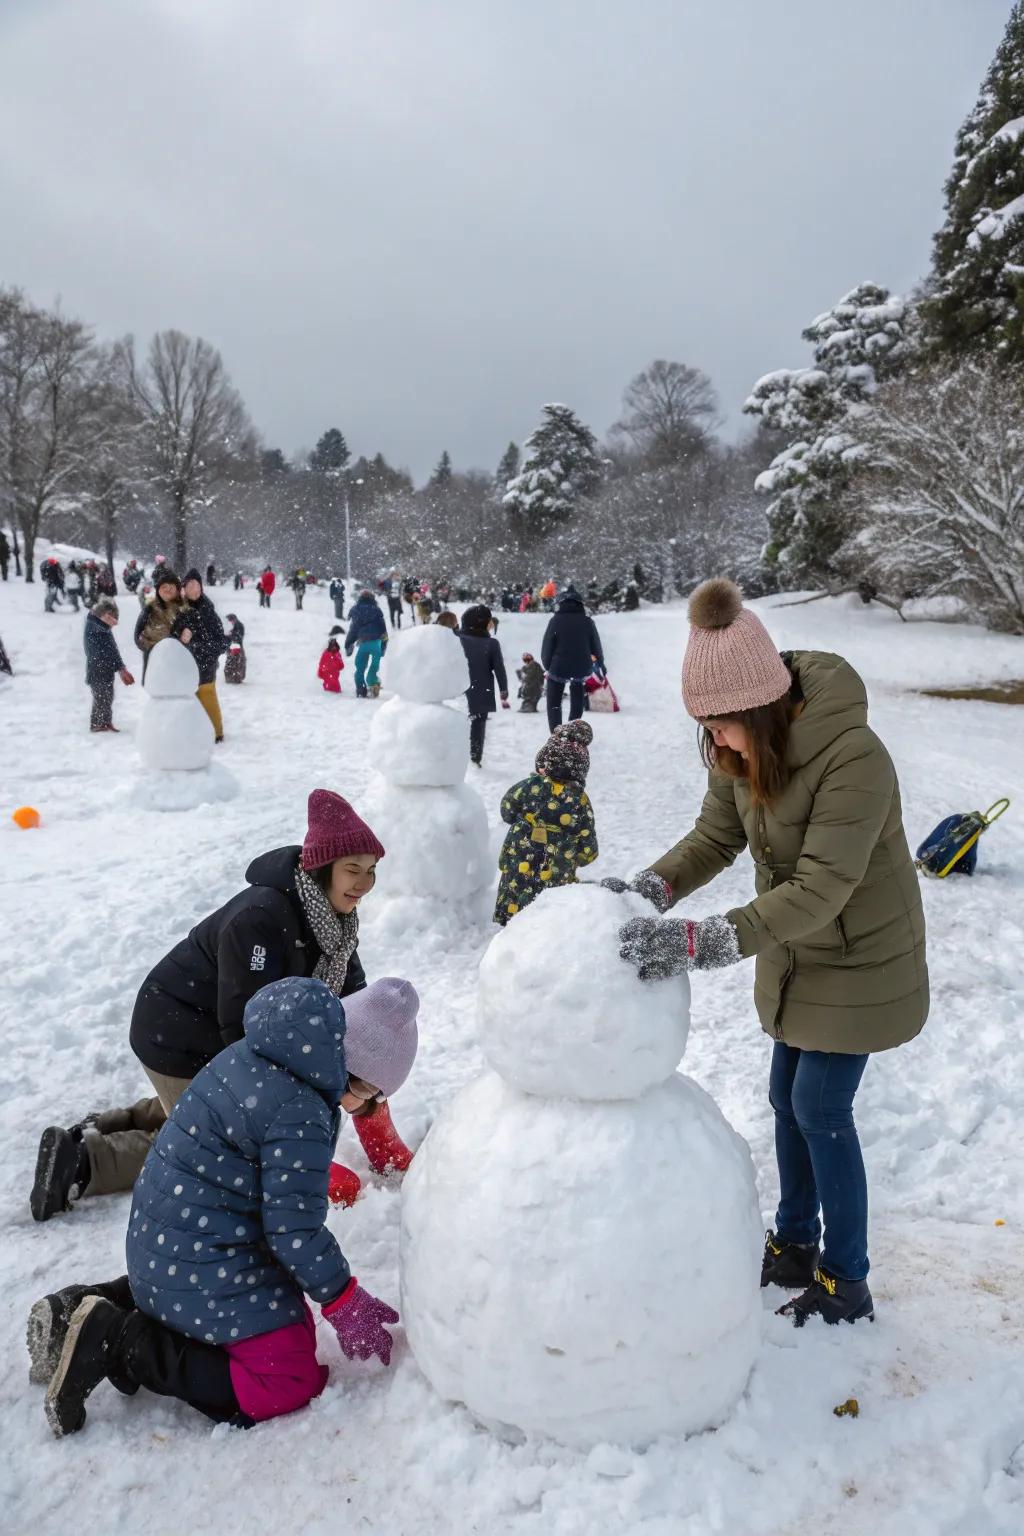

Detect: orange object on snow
[12, 806, 41, 829]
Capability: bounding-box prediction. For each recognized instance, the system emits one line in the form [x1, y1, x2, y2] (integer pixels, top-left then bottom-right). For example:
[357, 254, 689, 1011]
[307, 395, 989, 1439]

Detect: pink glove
[322, 1278, 400, 1366]
[501, 696, 511, 709]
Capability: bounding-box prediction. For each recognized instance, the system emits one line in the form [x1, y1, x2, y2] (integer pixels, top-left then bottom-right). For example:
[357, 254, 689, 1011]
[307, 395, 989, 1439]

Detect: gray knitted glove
[618, 913, 740, 981]
[600, 870, 674, 913]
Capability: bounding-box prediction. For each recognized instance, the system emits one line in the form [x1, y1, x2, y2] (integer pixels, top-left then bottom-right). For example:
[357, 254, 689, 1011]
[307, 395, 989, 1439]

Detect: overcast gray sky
[0, 0, 1007, 482]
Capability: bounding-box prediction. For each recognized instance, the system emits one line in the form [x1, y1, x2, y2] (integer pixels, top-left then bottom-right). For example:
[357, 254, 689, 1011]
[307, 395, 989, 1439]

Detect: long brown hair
[698, 695, 795, 807]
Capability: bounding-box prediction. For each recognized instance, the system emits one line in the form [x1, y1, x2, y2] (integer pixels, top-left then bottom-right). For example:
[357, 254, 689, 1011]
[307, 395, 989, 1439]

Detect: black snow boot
[30, 1125, 91, 1222]
[760, 1229, 820, 1289]
[28, 1276, 135, 1385]
[45, 1297, 132, 1437]
[777, 1267, 875, 1327]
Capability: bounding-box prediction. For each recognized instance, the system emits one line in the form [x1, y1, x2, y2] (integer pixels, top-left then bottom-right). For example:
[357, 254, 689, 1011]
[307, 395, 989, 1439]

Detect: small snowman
[133, 638, 236, 811]
[400, 882, 763, 1449]
[362, 625, 490, 925]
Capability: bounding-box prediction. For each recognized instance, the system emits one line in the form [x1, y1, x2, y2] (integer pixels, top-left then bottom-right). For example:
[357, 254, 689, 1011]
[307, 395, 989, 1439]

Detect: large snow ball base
[479, 883, 690, 1099]
[400, 1072, 763, 1448]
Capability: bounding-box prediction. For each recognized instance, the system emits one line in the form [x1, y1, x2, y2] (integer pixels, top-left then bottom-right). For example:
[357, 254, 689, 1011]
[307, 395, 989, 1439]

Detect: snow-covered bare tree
[921, 2, 1024, 365]
[503, 403, 602, 532]
[611, 359, 719, 465]
[743, 283, 912, 585]
[118, 329, 254, 570]
[842, 361, 1024, 633]
[0, 287, 103, 579]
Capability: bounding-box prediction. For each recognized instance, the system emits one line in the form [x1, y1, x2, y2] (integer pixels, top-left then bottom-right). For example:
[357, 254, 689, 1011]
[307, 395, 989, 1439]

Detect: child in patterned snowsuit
[494, 720, 597, 925]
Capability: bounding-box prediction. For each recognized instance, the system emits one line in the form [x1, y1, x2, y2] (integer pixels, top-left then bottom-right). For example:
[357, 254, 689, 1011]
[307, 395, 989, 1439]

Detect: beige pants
[196, 682, 223, 739]
[82, 1068, 192, 1196]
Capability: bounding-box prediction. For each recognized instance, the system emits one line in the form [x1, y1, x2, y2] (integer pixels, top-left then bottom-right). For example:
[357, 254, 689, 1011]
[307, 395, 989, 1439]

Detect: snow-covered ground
[2, 557, 1023, 1535]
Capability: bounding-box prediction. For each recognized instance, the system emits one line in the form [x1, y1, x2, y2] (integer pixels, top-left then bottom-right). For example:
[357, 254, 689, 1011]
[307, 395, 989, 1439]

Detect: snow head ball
[381, 623, 468, 704]
[478, 883, 690, 1099]
[144, 635, 201, 698]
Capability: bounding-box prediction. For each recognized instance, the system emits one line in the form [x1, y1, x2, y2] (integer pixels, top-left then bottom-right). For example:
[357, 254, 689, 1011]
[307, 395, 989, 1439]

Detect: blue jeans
[769, 1043, 870, 1281]
[354, 640, 383, 692]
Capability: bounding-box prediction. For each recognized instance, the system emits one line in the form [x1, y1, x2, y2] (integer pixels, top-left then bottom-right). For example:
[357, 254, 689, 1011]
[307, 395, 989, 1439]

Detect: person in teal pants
[345, 590, 388, 698]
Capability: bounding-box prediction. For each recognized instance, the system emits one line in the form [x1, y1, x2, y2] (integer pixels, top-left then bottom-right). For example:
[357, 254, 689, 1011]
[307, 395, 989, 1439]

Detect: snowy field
[2, 560, 1024, 1536]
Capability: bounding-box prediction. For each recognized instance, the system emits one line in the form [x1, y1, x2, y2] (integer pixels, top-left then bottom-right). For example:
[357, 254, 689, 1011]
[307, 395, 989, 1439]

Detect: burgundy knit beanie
[301, 789, 386, 870]
[682, 579, 791, 719]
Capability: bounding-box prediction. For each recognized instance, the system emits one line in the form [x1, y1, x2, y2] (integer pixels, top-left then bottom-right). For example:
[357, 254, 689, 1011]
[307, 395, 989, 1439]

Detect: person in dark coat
[494, 721, 598, 924]
[42, 557, 65, 611]
[122, 559, 142, 593]
[329, 575, 346, 621]
[459, 604, 509, 766]
[540, 586, 605, 731]
[517, 652, 544, 712]
[345, 590, 388, 697]
[29, 791, 414, 1222]
[224, 613, 246, 684]
[83, 598, 135, 732]
[37, 974, 417, 1438]
[205, 561, 217, 586]
[95, 564, 117, 597]
[173, 568, 227, 741]
[0, 527, 9, 581]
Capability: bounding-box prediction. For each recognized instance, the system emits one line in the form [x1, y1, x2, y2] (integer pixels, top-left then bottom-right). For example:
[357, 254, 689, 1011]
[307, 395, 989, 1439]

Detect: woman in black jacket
[174, 569, 228, 740]
[459, 604, 509, 766]
[29, 791, 414, 1220]
[540, 586, 605, 731]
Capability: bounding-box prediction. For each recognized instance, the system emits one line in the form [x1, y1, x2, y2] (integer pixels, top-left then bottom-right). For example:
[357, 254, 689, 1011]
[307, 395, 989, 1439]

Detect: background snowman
[399, 881, 763, 1449]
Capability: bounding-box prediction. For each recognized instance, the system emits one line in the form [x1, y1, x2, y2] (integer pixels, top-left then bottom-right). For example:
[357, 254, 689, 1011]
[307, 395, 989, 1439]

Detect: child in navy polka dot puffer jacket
[36, 974, 419, 1437]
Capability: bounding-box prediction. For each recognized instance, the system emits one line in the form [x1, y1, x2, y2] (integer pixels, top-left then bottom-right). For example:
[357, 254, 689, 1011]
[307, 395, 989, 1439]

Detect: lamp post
[343, 477, 364, 582]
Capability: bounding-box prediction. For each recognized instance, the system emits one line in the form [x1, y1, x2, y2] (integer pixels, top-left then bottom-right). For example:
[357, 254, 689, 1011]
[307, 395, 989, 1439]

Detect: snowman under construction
[399, 881, 764, 1448]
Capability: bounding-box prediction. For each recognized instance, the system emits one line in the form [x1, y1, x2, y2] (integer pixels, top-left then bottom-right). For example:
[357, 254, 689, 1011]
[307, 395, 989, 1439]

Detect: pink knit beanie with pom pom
[682, 579, 791, 719]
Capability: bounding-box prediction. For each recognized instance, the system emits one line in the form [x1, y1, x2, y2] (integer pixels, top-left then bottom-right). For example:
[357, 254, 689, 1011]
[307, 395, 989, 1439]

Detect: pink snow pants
[224, 1302, 328, 1422]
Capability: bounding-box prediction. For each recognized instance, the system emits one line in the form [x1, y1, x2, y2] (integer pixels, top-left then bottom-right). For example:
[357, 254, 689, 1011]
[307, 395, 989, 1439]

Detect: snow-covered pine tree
[502, 404, 601, 529]
[743, 283, 911, 585]
[922, 3, 1024, 364]
[430, 449, 453, 486]
[309, 427, 350, 474]
[495, 440, 520, 490]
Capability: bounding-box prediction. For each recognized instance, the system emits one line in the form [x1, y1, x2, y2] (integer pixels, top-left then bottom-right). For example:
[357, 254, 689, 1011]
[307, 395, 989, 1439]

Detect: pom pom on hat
[688, 578, 743, 630]
[682, 578, 791, 719]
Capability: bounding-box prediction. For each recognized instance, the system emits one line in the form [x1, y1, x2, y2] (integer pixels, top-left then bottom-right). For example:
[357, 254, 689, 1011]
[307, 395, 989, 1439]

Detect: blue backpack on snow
[915, 798, 1009, 878]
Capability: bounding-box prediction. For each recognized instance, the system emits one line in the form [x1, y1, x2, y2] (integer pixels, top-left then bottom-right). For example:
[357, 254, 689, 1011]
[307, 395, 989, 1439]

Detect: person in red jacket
[317, 637, 345, 693]
[257, 566, 276, 609]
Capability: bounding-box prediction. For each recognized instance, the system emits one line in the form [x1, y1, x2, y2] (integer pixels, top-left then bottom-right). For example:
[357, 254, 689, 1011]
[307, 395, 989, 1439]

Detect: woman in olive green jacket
[610, 579, 927, 1327]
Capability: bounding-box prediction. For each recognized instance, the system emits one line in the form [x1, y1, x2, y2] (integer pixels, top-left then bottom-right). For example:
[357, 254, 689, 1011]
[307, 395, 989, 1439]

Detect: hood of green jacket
[785, 651, 868, 769]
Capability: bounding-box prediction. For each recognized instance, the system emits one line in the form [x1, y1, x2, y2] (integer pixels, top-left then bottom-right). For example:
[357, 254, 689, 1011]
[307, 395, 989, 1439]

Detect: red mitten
[352, 1100, 413, 1175]
[328, 1162, 363, 1207]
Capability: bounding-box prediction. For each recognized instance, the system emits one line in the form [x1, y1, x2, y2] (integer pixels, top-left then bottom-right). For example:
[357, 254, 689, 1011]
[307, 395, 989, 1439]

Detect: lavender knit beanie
[341, 978, 419, 1098]
[682, 579, 791, 719]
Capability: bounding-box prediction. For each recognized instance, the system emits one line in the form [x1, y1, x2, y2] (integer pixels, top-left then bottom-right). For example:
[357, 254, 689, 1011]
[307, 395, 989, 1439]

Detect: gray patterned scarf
[294, 863, 360, 996]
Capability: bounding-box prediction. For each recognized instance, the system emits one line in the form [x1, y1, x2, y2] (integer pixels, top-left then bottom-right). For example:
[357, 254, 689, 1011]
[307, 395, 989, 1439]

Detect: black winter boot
[760, 1229, 820, 1289]
[45, 1298, 132, 1437]
[27, 1276, 135, 1385]
[777, 1267, 875, 1327]
[30, 1126, 91, 1222]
